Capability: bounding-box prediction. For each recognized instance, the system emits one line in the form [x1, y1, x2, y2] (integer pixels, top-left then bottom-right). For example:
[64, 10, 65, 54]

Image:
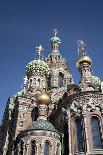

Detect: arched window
[75, 118, 84, 152]
[58, 72, 64, 87]
[31, 140, 36, 155]
[91, 116, 102, 149]
[47, 76, 51, 88]
[44, 141, 50, 155]
[37, 79, 40, 87]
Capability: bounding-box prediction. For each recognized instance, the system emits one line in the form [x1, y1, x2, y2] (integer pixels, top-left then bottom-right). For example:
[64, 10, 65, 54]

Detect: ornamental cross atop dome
[36, 45, 44, 60]
[77, 40, 86, 56]
[53, 28, 58, 37]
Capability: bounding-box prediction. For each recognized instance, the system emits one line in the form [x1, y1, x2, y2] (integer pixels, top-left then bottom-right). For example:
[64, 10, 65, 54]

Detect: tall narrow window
[91, 116, 102, 149]
[44, 141, 50, 155]
[58, 72, 64, 87]
[31, 140, 36, 155]
[47, 76, 51, 88]
[75, 118, 84, 152]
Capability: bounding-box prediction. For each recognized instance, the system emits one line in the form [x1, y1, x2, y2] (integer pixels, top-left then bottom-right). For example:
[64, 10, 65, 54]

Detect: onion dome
[37, 93, 50, 106]
[50, 28, 61, 46]
[25, 119, 58, 133]
[76, 40, 92, 69]
[92, 76, 101, 86]
[26, 59, 51, 78]
[50, 36, 61, 44]
[76, 55, 92, 69]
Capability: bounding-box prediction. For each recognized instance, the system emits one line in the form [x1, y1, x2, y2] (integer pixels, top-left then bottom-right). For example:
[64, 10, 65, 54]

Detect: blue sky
[0, 0, 103, 122]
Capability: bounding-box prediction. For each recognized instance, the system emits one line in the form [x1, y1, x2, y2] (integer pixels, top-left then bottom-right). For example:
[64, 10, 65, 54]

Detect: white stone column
[25, 144, 30, 155]
[40, 143, 43, 155]
[51, 144, 55, 155]
[36, 143, 39, 155]
[67, 109, 72, 155]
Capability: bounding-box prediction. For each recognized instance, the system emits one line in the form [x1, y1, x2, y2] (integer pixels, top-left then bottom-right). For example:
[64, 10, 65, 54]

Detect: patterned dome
[26, 59, 51, 78]
[50, 36, 61, 44]
[92, 76, 101, 86]
[25, 119, 58, 133]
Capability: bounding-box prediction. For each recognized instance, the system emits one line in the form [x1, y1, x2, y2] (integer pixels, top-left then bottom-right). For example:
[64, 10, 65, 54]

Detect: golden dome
[37, 93, 50, 105]
[76, 55, 92, 68]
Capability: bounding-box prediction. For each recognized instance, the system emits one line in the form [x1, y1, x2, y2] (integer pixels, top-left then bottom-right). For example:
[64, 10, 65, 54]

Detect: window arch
[47, 75, 51, 88]
[58, 72, 64, 87]
[91, 116, 102, 149]
[75, 118, 84, 152]
[31, 140, 36, 155]
[44, 141, 50, 155]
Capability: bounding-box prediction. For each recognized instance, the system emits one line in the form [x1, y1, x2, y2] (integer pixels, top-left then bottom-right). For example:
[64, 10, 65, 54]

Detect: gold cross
[53, 28, 58, 37]
[36, 45, 44, 60]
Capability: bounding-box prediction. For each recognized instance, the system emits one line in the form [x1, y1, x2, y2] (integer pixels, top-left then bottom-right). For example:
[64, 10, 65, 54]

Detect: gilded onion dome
[76, 55, 92, 69]
[76, 40, 92, 69]
[37, 93, 50, 106]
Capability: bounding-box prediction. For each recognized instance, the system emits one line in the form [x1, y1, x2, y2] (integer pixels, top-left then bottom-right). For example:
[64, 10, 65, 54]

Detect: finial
[23, 76, 28, 85]
[77, 40, 86, 56]
[36, 45, 44, 60]
[53, 28, 58, 37]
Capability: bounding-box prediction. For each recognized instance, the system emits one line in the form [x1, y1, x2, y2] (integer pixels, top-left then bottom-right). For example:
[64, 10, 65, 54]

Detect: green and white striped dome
[26, 59, 52, 78]
[50, 36, 61, 44]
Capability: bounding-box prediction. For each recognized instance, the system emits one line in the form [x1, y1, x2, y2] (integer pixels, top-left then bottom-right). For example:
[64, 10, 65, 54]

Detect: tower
[76, 40, 101, 91]
[46, 29, 74, 106]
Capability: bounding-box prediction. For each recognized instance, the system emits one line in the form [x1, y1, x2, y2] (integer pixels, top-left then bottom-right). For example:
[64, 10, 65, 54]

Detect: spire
[53, 28, 58, 37]
[50, 28, 61, 51]
[76, 40, 93, 91]
[36, 44, 44, 60]
[77, 40, 86, 57]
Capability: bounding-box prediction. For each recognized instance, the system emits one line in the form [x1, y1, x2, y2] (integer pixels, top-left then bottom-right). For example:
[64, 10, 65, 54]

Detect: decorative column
[82, 110, 91, 155]
[67, 109, 72, 155]
[51, 144, 55, 155]
[36, 143, 39, 155]
[25, 143, 30, 155]
[40, 143, 43, 155]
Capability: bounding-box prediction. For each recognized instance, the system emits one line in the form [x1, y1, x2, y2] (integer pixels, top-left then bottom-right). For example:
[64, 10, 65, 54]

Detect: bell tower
[46, 29, 74, 89]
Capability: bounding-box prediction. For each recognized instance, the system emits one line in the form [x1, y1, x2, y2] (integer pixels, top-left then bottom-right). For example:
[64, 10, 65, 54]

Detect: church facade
[0, 30, 103, 155]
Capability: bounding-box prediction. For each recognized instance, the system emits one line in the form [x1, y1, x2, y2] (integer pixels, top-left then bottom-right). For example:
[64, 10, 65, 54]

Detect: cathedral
[0, 29, 103, 155]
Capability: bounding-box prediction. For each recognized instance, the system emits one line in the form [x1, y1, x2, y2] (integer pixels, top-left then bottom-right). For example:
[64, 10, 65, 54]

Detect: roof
[25, 119, 58, 133]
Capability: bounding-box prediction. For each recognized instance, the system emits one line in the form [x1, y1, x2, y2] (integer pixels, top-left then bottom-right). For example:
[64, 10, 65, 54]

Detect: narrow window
[58, 72, 64, 87]
[75, 118, 84, 152]
[91, 116, 102, 149]
[47, 76, 51, 88]
[37, 79, 40, 87]
[31, 140, 36, 155]
[44, 141, 50, 155]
